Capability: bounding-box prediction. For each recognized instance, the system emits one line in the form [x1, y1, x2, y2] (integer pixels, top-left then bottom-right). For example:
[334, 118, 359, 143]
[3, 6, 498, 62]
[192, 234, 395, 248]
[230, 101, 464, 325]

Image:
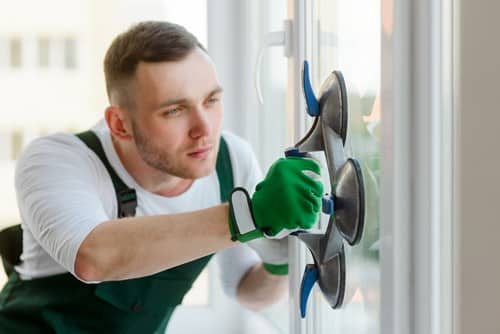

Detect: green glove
[228, 157, 323, 242]
[247, 238, 289, 275]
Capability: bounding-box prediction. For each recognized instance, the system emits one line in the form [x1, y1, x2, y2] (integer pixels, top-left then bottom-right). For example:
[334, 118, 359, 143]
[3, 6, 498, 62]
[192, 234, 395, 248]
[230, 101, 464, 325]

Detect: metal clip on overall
[285, 61, 366, 318]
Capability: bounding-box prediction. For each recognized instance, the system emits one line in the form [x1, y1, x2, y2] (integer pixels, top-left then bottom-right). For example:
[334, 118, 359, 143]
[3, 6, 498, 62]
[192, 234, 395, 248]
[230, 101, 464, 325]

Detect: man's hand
[228, 157, 323, 242]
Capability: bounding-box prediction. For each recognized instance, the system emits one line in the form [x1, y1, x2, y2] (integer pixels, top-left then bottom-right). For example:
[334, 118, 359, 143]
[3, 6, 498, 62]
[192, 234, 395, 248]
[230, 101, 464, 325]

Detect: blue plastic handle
[302, 60, 320, 117]
[286, 148, 334, 216]
[322, 195, 335, 215]
[300, 264, 319, 318]
[284, 147, 308, 158]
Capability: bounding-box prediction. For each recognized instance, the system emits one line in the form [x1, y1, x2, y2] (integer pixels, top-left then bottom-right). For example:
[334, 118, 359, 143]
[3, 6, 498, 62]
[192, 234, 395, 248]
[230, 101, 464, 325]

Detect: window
[10, 130, 23, 161]
[38, 37, 50, 68]
[63, 37, 76, 69]
[9, 38, 22, 68]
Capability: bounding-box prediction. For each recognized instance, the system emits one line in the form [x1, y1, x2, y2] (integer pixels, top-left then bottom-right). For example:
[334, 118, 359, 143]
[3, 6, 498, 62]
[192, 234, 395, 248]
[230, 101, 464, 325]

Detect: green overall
[0, 131, 234, 333]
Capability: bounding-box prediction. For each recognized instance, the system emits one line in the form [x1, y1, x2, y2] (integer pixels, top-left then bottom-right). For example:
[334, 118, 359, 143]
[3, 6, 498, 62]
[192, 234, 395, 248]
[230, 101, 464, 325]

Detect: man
[0, 21, 323, 333]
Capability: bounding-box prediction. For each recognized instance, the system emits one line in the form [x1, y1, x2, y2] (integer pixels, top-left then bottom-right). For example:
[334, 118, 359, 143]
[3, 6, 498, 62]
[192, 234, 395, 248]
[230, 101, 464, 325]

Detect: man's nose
[189, 106, 211, 139]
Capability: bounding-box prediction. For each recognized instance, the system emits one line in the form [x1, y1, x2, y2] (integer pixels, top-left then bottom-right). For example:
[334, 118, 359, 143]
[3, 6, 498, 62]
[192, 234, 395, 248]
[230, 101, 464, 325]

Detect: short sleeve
[15, 134, 114, 278]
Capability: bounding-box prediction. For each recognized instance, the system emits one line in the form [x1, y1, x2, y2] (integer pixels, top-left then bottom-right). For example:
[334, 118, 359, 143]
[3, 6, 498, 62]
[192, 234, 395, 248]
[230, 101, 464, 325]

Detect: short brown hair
[104, 21, 205, 109]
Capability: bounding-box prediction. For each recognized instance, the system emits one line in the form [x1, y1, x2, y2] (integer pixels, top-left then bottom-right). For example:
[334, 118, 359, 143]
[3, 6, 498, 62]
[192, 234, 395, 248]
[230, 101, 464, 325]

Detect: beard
[131, 119, 216, 179]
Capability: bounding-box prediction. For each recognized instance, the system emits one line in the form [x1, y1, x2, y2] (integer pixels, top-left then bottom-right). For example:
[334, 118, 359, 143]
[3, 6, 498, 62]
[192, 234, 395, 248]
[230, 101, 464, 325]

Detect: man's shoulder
[21, 132, 85, 157]
[16, 131, 97, 176]
[20, 120, 106, 162]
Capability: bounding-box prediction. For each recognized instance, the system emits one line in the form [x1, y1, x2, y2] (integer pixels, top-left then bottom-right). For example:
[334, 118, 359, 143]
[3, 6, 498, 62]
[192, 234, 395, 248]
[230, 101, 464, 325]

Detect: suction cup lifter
[285, 60, 366, 318]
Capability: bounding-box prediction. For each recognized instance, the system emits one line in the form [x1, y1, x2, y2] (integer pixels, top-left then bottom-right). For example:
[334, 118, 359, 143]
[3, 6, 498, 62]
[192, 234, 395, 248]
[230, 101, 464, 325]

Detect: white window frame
[285, 1, 315, 333]
[380, 0, 454, 333]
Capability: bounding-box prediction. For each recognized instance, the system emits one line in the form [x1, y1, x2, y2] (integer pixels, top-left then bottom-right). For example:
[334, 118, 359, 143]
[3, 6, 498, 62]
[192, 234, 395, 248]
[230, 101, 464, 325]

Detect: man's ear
[105, 105, 133, 141]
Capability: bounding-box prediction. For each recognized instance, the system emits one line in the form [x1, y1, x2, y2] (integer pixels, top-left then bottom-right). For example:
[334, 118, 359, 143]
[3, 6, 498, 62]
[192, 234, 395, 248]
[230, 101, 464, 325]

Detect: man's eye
[207, 97, 219, 105]
[164, 108, 181, 116]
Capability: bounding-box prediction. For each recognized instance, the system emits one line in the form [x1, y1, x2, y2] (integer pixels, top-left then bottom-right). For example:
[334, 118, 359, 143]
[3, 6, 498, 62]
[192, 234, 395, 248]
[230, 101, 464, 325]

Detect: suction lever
[300, 264, 318, 318]
[295, 230, 346, 318]
[302, 60, 320, 117]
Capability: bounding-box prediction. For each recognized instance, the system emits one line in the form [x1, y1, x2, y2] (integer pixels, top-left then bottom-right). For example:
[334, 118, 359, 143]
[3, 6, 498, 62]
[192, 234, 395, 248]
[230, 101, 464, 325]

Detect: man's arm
[70, 156, 323, 283]
[236, 263, 288, 310]
[75, 203, 234, 282]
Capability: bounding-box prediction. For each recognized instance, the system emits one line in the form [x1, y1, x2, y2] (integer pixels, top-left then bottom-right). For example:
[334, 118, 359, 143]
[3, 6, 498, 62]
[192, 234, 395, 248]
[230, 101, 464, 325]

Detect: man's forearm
[236, 263, 288, 310]
[75, 203, 235, 281]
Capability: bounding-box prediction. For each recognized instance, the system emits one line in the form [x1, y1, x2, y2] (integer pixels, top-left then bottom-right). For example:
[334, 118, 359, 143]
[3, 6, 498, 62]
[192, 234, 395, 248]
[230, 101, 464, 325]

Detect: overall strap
[75, 131, 137, 218]
[215, 136, 234, 202]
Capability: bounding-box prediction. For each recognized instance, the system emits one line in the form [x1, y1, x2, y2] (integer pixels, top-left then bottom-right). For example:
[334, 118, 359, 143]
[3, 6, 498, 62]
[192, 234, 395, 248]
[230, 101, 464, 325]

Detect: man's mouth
[187, 145, 212, 159]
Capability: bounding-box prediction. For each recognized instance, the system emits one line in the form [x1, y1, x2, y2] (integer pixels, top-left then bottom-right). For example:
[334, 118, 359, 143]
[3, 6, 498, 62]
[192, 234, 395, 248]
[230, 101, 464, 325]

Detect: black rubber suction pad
[317, 245, 346, 309]
[334, 158, 366, 246]
[318, 70, 349, 145]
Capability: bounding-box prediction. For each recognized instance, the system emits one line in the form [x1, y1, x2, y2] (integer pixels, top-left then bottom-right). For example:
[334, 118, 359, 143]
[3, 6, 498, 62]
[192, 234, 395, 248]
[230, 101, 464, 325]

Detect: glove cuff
[263, 263, 289, 276]
[229, 187, 263, 242]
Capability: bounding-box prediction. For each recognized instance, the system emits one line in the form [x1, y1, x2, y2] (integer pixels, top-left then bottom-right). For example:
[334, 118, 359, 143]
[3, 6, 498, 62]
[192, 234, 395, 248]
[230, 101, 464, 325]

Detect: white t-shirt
[14, 120, 261, 297]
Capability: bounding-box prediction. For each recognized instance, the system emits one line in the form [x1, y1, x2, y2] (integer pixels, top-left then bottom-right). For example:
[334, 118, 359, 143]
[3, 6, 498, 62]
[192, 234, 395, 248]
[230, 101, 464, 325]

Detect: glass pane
[313, 0, 381, 332]
[63, 37, 77, 69]
[9, 38, 22, 68]
[38, 37, 50, 68]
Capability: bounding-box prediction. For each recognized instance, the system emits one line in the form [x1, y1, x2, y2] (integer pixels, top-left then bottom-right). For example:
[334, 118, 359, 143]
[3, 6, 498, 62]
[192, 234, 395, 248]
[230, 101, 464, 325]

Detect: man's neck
[112, 137, 194, 197]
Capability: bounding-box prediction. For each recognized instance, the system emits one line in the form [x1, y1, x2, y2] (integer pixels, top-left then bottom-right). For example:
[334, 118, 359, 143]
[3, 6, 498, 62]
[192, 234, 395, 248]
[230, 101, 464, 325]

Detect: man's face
[128, 48, 223, 179]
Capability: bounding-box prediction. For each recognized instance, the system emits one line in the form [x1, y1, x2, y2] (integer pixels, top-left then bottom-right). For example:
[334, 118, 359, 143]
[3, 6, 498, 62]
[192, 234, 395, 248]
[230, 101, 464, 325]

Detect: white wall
[454, 1, 500, 333]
